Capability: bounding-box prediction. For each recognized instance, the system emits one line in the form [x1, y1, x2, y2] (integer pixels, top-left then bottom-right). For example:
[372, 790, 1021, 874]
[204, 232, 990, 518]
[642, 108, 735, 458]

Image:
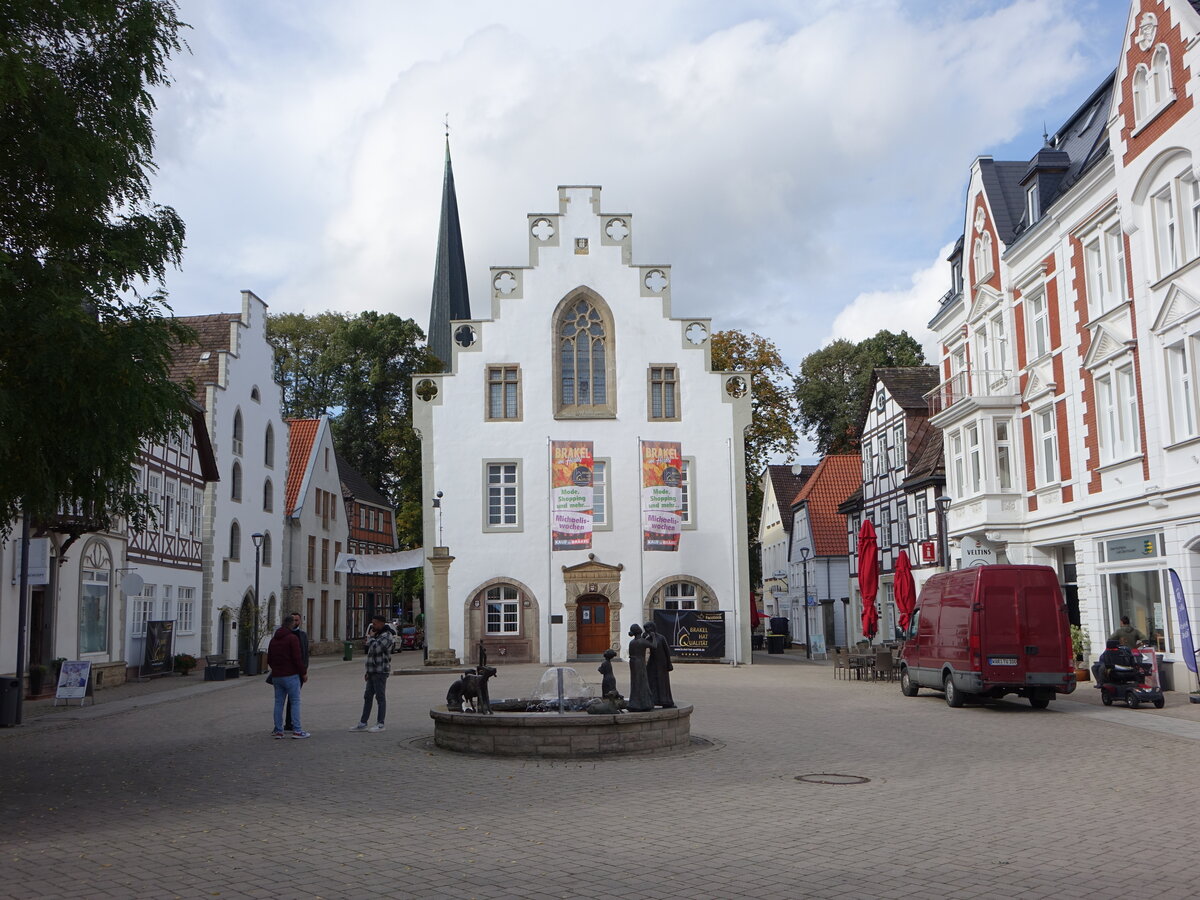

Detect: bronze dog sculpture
[446, 665, 498, 714]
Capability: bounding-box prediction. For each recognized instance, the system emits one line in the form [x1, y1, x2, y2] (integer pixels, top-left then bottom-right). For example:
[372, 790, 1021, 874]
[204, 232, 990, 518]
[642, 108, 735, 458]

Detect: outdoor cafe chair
[833, 647, 847, 680]
[873, 648, 895, 682]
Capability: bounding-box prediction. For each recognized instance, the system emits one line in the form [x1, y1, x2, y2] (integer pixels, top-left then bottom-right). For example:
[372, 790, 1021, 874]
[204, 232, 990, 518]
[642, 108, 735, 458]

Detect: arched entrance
[575, 594, 610, 655]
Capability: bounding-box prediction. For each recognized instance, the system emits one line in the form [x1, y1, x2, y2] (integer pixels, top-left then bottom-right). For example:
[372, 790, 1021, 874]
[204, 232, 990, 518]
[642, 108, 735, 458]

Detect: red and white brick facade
[928, 0, 1200, 674]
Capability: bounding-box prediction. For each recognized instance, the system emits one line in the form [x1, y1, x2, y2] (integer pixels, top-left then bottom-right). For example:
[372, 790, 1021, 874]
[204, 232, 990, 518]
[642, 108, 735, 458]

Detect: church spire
[427, 132, 470, 372]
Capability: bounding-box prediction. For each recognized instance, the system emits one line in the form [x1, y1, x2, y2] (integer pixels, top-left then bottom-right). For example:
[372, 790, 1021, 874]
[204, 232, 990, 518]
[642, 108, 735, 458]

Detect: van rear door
[1018, 582, 1070, 679]
[979, 578, 1024, 683]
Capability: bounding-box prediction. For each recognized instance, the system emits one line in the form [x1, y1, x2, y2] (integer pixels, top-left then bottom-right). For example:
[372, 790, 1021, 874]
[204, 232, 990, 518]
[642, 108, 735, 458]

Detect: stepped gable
[169, 313, 241, 401]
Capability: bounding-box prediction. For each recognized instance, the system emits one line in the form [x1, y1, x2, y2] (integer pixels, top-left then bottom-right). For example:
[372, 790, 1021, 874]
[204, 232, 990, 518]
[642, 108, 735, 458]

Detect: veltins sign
[959, 535, 996, 568]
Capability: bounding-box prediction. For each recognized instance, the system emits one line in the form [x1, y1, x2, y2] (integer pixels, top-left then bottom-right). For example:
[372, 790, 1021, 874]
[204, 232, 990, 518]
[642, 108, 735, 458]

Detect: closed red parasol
[858, 519, 879, 642]
[894, 548, 917, 634]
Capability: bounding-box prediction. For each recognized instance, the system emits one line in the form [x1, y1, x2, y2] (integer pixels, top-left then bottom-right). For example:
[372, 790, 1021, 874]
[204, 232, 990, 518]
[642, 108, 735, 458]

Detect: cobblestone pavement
[2, 651, 1198, 899]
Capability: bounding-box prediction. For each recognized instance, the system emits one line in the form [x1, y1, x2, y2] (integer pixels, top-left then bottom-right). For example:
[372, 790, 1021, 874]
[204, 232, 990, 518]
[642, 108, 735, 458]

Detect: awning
[334, 548, 424, 574]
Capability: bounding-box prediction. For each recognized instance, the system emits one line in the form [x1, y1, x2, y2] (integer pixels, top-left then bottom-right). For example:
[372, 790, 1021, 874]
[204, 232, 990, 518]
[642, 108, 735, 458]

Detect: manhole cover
[795, 773, 870, 785]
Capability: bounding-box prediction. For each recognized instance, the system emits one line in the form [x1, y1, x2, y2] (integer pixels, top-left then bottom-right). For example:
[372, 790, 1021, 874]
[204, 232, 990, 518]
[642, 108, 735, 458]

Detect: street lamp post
[346, 556, 358, 640]
[799, 547, 811, 659]
[935, 495, 952, 570]
[251, 532, 264, 675]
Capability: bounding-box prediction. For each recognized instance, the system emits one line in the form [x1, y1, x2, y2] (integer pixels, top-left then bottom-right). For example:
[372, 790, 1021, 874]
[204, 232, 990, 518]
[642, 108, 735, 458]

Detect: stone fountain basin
[430, 704, 693, 757]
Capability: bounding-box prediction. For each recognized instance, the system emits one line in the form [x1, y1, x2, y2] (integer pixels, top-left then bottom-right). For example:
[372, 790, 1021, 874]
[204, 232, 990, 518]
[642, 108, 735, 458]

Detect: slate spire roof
[427, 138, 471, 372]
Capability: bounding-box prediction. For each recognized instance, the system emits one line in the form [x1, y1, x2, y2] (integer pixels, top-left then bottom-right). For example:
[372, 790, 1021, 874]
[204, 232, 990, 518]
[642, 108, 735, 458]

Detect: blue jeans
[273, 674, 302, 732]
[360, 673, 387, 725]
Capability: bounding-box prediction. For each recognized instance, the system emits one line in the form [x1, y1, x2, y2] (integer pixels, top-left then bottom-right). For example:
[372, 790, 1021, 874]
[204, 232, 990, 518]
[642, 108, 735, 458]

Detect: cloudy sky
[151, 0, 1131, 440]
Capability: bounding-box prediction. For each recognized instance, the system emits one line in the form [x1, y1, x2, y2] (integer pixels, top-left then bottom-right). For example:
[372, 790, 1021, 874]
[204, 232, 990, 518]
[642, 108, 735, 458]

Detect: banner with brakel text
[551, 440, 594, 551]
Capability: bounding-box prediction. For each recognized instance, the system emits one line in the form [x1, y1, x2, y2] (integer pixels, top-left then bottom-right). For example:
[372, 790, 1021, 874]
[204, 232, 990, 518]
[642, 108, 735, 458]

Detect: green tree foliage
[0, 0, 192, 538]
[710, 329, 800, 589]
[794, 330, 926, 454]
[266, 311, 438, 543]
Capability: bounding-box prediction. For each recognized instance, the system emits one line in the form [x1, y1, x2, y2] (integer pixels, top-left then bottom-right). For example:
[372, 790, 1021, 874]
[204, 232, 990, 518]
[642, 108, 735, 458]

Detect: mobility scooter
[1092, 640, 1165, 709]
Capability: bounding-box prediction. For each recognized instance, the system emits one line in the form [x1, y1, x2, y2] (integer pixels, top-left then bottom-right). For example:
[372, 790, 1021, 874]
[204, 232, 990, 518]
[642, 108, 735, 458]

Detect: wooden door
[576, 596, 610, 655]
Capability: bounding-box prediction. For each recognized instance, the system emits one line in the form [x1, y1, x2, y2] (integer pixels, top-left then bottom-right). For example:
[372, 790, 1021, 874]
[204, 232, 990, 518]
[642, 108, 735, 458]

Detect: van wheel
[1029, 693, 1050, 710]
[944, 674, 965, 708]
[900, 669, 919, 697]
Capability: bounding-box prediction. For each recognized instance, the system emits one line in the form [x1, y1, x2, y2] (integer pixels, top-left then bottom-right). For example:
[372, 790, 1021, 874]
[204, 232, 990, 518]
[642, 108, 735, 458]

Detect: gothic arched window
[555, 291, 615, 417]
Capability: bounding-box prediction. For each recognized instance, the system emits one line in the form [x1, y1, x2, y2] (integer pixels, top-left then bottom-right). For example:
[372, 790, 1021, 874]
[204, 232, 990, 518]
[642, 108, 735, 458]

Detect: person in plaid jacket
[350, 615, 393, 733]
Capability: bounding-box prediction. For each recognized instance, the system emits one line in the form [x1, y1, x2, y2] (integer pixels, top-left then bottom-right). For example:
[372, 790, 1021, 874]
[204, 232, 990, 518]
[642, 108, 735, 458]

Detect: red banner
[551, 440, 593, 551]
[641, 440, 682, 551]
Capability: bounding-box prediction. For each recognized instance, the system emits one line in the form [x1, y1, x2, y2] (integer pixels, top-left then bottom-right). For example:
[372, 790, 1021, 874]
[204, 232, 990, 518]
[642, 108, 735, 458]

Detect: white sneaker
[349, 723, 368, 731]
[367, 723, 386, 733]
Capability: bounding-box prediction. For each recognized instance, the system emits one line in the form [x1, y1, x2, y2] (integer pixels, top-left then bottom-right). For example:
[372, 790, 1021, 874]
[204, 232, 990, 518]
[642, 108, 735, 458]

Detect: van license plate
[989, 657, 1018, 666]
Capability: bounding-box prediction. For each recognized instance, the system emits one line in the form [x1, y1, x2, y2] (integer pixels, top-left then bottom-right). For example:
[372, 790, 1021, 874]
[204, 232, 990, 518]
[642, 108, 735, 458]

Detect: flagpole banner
[551, 440, 594, 551]
[641, 440, 682, 551]
[1168, 569, 1198, 675]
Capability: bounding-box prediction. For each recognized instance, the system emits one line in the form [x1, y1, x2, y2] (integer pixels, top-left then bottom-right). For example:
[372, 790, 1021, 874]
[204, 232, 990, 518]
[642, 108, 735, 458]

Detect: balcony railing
[925, 369, 1019, 417]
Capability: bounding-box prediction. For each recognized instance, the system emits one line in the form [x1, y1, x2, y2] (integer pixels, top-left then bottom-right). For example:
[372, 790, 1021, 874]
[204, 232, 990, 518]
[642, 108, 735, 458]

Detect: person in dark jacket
[1108, 615, 1147, 648]
[283, 611, 310, 732]
[268, 614, 309, 739]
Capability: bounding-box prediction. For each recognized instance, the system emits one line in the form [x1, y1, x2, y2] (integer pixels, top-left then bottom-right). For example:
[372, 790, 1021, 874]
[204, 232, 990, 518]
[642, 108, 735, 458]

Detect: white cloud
[151, 0, 1124, 376]
[827, 244, 953, 363]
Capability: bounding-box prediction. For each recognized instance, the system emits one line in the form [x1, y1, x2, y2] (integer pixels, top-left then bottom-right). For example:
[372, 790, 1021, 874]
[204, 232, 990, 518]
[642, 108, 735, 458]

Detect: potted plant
[174, 653, 197, 676]
[1070, 625, 1091, 682]
[28, 664, 49, 696]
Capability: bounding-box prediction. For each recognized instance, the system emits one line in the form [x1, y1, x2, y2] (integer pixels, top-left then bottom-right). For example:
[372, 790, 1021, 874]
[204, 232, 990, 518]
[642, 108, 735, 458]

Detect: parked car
[899, 565, 1076, 709]
[397, 625, 425, 651]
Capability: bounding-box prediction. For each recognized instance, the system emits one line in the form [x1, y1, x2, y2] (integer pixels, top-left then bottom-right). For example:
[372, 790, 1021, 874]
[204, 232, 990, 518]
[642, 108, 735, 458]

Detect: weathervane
[444, 113, 449, 138]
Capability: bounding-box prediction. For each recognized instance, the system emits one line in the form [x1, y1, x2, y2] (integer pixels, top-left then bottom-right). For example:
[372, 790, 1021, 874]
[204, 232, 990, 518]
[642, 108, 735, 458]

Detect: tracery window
[556, 293, 614, 417]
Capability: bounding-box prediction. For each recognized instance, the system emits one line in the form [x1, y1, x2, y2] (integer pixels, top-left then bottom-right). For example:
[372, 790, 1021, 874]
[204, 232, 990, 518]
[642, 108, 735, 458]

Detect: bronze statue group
[602, 621, 674, 712]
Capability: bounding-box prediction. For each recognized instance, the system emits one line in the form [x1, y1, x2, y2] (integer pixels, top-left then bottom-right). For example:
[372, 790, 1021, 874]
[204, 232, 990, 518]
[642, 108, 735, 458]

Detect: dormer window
[951, 259, 963, 294]
[1026, 183, 1040, 225]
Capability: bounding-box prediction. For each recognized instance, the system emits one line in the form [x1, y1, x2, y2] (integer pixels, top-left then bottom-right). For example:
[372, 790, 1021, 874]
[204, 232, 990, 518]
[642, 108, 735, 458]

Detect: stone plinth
[430, 704, 692, 757]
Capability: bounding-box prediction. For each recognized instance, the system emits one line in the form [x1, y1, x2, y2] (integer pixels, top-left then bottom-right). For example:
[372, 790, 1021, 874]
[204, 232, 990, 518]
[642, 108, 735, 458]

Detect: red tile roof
[790, 454, 862, 557]
[284, 418, 321, 516]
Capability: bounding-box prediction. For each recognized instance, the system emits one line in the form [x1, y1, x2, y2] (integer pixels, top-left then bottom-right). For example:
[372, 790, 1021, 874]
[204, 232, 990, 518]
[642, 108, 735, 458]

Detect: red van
[898, 565, 1076, 709]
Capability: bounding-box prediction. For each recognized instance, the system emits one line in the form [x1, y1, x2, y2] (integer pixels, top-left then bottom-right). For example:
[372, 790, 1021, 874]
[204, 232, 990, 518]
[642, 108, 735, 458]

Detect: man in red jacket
[268, 614, 309, 739]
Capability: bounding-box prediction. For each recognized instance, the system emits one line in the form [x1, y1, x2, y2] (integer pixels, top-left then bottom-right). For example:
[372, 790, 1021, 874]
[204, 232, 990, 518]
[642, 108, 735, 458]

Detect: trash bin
[343, 641, 353, 661]
[1157, 655, 1175, 691]
[0, 676, 20, 727]
[770, 617, 792, 649]
[767, 634, 786, 654]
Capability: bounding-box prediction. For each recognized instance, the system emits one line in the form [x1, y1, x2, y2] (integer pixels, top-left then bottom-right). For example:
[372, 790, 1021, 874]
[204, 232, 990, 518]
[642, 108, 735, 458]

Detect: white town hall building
[413, 185, 753, 666]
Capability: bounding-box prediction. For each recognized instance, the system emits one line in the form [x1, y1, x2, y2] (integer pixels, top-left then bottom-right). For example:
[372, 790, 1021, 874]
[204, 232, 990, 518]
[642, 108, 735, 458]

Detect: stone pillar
[425, 546, 461, 666]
